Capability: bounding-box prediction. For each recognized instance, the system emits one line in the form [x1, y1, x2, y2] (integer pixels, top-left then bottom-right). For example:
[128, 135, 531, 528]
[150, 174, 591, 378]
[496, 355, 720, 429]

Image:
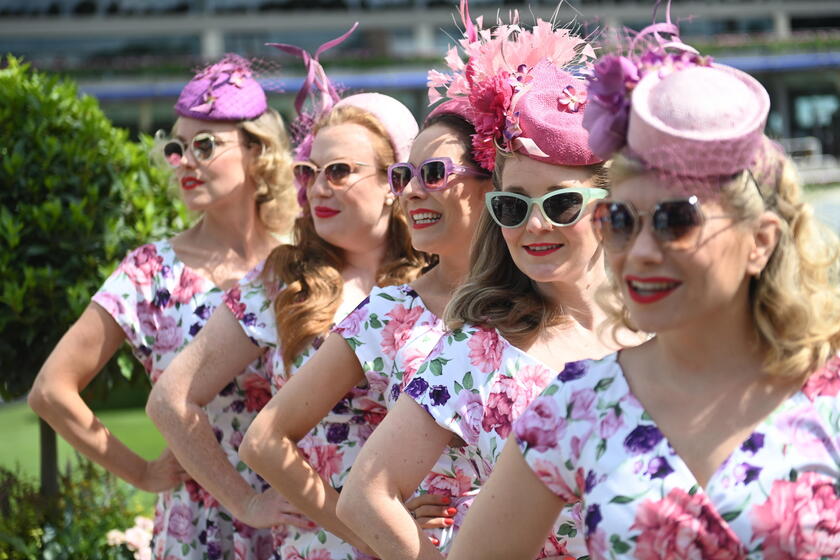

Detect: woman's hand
[137, 447, 191, 493]
[405, 494, 457, 530]
[238, 488, 315, 530]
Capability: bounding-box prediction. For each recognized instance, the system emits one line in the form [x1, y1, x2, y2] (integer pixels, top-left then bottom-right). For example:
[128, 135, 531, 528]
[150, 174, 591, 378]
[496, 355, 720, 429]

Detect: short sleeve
[224, 260, 281, 349]
[92, 244, 157, 352]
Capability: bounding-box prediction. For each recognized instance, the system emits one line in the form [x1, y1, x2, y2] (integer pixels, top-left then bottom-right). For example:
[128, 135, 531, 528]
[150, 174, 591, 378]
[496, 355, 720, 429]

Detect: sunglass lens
[191, 134, 215, 161]
[293, 164, 315, 189]
[490, 195, 529, 227]
[544, 192, 584, 225]
[389, 166, 413, 194]
[163, 141, 183, 167]
[654, 200, 703, 248]
[596, 202, 636, 250]
[324, 162, 353, 185]
[420, 160, 448, 190]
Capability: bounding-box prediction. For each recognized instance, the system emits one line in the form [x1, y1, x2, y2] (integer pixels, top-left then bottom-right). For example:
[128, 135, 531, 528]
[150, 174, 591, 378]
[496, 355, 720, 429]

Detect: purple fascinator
[175, 54, 267, 121]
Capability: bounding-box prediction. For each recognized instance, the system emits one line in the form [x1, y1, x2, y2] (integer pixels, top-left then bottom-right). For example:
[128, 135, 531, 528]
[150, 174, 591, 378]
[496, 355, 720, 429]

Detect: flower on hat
[557, 85, 588, 113]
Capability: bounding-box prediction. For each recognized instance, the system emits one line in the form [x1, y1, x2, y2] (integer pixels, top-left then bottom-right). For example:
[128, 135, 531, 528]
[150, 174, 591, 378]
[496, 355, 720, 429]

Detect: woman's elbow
[336, 477, 374, 529]
[238, 427, 261, 469]
[145, 380, 175, 429]
[27, 376, 51, 416]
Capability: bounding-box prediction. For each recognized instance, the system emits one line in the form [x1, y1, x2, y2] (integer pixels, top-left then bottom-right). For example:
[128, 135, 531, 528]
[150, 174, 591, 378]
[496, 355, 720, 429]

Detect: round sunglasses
[292, 160, 374, 190]
[387, 157, 490, 195]
[592, 196, 720, 252]
[160, 132, 241, 167]
[486, 187, 609, 229]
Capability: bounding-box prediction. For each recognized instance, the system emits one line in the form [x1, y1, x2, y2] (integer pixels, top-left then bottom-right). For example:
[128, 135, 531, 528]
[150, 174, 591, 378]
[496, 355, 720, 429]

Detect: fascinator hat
[268, 25, 419, 204]
[175, 54, 268, 121]
[583, 1, 772, 182]
[427, 0, 602, 172]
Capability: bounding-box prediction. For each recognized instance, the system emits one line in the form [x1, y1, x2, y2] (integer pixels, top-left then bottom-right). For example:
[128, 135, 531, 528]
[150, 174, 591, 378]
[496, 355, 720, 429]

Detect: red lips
[313, 206, 340, 218]
[409, 208, 442, 230]
[625, 275, 682, 304]
[523, 243, 563, 256]
[180, 176, 204, 190]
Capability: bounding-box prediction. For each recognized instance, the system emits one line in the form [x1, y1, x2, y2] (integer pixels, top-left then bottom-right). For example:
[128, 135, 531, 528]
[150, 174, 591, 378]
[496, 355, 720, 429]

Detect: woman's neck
[187, 190, 274, 262]
[341, 239, 388, 296]
[536, 260, 609, 332]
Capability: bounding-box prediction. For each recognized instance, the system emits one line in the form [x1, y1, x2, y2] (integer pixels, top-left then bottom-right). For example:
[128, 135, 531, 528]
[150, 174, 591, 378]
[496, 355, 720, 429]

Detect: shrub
[0, 55, 189, 401]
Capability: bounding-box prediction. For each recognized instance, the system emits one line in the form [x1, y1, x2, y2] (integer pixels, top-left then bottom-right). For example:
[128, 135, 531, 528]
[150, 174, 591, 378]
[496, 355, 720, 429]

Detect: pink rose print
[185, 479, 220, 509]
[598, 407, 624, 440]
[243, 374, 271, 412]
[537, 534, 574, 559]
[424, 468, 473, 498]
[166, 502, 195, 542]
[365, 369, 390, 396]
[223, 286, 247, 320]
[482, 376, 518, 439]
[336, 306, 368, 337]
[631, 487, 746, 560]
[256, 533, 274, 558]
[120, 244, 163, 286]
[234, 539, 247, 560]
[752, 471, 840, 559]
[402, 345, 431, 381]
[453, 390, 484, 445]
[568, 387, 597, 422]
[802, 355, 840, 400]
[284, 547, 305, 560]
[514, 365, 554, 413]
[154, 314, 183, 354]
[515, 396, 566, 452]
[530, 460, 583, 504]
[94, 292, 125, 317]
[380, 305, 424, 359]
[137, 300, 158, 333]
[773, 404, 832, 459]
[467, 327, 504, 373]
[299, 440, 343, 481]
[171, 267, 205, 304]
[306, 549, 334, 560]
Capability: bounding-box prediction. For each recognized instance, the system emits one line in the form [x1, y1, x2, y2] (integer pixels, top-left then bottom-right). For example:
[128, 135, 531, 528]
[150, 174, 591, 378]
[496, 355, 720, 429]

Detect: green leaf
[453, 381, 464, 394]
[373, 356, 385, 372]
[610, 535, 631, 554]
[542, 383, 559, 397]
[609, 495, 635, 504]
[317, 530, 327, 544]
[721, 510, 742, 522]
[369, 314, 382, 329]
[376, 292, 397, 301]
[463, 371, 473, 390]
[452, 330, 468, 342]
[594, 376, 614, 392]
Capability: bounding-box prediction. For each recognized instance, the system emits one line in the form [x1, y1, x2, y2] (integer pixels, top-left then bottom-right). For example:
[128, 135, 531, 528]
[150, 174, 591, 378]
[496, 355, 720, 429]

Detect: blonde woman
[447, 14, 840, 560]
[28, 54, 298, 559]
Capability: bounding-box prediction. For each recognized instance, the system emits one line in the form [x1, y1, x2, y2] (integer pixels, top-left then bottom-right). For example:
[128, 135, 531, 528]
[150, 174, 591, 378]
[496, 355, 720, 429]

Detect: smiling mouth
[180, 177, 203, 190]
[410, 211, 442, 229]
[626, 277, 682, 304]
[523, 243, 563, 256]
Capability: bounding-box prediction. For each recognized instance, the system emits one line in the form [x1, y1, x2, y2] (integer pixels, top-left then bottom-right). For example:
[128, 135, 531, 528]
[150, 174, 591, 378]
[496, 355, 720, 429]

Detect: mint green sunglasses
[485, 187, 609, 228]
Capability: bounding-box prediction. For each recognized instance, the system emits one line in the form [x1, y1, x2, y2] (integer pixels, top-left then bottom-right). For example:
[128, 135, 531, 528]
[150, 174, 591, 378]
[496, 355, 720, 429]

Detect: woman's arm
[146, 304, 302, 529]
[336, 393, 453, 560]
[28, 303, 187, 491]
[446, 438, 565, 560]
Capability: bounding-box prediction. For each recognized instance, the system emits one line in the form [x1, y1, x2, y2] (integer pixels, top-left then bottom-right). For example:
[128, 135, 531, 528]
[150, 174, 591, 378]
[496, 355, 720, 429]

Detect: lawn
[0, 400, 165, 512]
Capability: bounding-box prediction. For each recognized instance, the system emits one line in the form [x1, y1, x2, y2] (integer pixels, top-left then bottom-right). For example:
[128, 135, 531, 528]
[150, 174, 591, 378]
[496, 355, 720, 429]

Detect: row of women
[29, 1, 840, 558]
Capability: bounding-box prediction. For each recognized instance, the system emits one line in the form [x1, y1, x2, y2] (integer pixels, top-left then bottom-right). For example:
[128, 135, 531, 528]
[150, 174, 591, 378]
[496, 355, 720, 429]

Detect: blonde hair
[266, 104, 430, 369]
[444, 151, 609, 346]
[599, 140, 840, 378]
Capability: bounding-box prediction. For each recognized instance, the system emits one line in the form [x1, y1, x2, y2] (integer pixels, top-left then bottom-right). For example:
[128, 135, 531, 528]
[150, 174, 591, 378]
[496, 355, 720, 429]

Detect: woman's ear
[746, 210, 782, 276]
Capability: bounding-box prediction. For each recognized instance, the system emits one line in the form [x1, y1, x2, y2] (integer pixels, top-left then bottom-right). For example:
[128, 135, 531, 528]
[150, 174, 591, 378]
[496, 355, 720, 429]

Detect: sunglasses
[486, 187, 609, 229]
[592, 196, 714, 252]
[387, 157, 490, 195]
[161, 132, 239, 167]
[292, 160, 374, 190]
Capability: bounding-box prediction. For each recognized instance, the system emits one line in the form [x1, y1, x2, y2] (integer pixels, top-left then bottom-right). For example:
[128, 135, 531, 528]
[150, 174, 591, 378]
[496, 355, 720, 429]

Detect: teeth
[413, 212, 441, 224]
[629, 280, 680, 291]
[527, 245, 561, 252]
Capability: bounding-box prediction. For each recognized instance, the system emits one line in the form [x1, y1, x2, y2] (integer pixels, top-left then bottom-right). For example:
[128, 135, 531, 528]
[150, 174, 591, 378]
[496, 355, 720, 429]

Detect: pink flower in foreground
[120, 244, 163, 286]
[380, 305, 424, 358]
[515, 396, 566, 452]
[171, 267, 205, 304]
[467, 327, 504, 373]
[802, 355, 840, 400]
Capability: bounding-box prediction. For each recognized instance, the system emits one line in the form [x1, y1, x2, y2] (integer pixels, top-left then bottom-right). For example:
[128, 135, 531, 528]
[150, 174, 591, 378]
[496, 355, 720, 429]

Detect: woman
[335, 6, 623, 559]
[28, 54, 298, 559]
[238, 97, 493, 554]
[446, 14, 840, 560]
[146, 36, 430, 560]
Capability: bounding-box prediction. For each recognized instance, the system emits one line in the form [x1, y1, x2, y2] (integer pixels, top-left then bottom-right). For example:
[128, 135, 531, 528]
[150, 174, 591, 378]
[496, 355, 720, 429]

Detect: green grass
[0, 401, 165, 513]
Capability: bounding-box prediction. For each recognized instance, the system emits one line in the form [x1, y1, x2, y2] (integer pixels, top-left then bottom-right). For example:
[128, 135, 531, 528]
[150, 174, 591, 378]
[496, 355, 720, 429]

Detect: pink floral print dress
[223, 264, 375, 560]
[405, 324, 589, 559]
[515, 353, 840, 560]
[92, 240, 275, 560]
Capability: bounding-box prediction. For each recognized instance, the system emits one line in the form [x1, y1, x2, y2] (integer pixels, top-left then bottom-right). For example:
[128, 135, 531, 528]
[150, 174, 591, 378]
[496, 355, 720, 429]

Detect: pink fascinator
[175, 54, 267, 121]
[427, 0, 600, 171]
[583, 1, 770, 179]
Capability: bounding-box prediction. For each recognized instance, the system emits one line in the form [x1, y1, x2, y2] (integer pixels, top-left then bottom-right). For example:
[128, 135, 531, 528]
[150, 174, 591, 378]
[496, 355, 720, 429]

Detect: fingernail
[442, 496, 451, 505]
[444, 518, 454, 526]
[431, 538, 440, 546]
[446, 507, 457, 516]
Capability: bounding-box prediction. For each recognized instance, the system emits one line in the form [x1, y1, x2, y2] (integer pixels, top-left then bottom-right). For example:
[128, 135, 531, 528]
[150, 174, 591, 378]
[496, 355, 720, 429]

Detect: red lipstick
[180, 176, 204, 190]
[314, 206, 340, 218]
[625, 275, 682, 304]
[409, 208, 442, 230]
[523, 243, 563, 256]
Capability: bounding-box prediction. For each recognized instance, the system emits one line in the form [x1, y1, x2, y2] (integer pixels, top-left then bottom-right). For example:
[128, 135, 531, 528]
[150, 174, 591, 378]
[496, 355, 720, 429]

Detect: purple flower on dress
[624, 424, 664, 455]
[166, 503, 194, 542]
[207, 542, 221, 560]
[404, 377, 429, 399]
[229, 400, 245, 413]
[557, 361, 587, 382]
[326, 423, 350, 444]
[189, 322, 202, 337]
[194, 304, 212, 320]
[390, 383, 402, 402]
[332, 398, 350, 414]
[153, 288, 171, 308]
[734, 462, 762, 485]
[741, 432, 765, 455]
[585, 470, 597, 492]
[645, 456, 674, 479]
[585, 503, 602, 536]
[242, 313, 257, 327]
[429, 385, 450, 406]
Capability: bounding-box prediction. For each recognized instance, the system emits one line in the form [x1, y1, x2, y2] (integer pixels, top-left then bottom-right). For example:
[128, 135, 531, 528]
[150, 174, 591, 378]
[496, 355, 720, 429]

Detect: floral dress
[332, 284, 456, 550]
[92, 240, 275, 560]
[224, 265, 375, 560]
[406, 324, 588, 559]
[515, 353, 840, 560]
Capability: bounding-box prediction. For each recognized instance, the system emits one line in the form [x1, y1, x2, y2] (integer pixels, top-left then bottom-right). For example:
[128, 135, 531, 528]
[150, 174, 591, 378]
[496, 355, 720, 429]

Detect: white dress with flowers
[224, 264, 374, 560]
[92, 240, 275, 560]
[515, 352, 840, 560]
[332, 284, 457, 550]
[406, 324, 588, 559]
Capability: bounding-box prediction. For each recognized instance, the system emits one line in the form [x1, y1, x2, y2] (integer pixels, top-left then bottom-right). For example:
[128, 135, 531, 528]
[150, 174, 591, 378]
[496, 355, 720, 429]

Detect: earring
[385, 195, 395, 206]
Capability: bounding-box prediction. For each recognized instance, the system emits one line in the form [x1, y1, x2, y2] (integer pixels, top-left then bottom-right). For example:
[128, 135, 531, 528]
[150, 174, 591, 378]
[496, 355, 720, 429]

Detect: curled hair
[240, 108, 298, 234]
[266, 104, 430, 369]
[599, 140, 840, 378]
[444, 151, 609, 346]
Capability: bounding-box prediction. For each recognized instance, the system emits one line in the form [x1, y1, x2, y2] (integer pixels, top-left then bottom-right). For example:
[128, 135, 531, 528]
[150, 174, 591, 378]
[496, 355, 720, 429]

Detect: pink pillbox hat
[174, 54, 267, 121]
[335, 93, 418, 163]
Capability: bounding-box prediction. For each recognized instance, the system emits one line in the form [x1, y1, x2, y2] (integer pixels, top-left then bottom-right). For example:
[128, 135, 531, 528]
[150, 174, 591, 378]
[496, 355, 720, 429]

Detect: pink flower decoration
[557, 84, 588, 113]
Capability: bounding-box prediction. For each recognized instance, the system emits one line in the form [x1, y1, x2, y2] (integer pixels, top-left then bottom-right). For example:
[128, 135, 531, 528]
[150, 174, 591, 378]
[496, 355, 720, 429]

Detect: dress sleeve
[223, 260, 280, 349]
[91, 244, 156, 352]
